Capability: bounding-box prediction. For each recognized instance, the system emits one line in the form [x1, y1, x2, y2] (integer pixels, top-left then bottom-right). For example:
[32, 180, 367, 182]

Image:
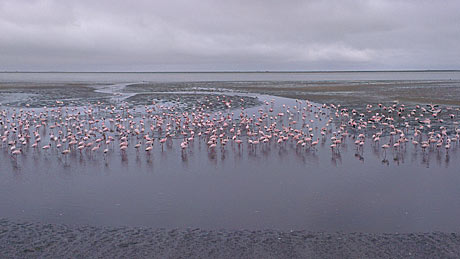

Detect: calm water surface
[1, 72, 460, 233]
[2, 71, 460, 83]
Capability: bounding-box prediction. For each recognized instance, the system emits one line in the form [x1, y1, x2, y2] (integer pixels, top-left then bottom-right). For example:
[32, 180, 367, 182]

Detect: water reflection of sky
[0, 82, 460, 233]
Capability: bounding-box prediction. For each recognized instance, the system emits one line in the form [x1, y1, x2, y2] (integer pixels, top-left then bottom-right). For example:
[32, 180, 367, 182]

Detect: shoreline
[2, 80, 460, 107]
[1, 219, 459, 258]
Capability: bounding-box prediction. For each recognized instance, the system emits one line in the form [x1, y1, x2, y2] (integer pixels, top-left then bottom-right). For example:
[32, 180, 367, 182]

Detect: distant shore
[2, 69, 460, 73]
[1, 219, 459, 258]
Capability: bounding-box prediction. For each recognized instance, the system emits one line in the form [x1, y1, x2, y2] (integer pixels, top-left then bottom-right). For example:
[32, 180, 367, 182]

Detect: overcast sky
[0, 0, 459, 71]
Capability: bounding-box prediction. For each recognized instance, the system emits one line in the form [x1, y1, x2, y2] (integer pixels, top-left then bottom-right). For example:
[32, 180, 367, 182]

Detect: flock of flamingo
[1, 93, 460, 167]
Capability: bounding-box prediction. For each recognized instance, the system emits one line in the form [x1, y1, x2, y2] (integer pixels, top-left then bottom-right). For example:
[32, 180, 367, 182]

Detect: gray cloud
[0, 0, 459, 71]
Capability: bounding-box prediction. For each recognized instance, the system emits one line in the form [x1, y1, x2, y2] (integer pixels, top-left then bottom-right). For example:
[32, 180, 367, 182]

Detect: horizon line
[1, 69, 460, 73]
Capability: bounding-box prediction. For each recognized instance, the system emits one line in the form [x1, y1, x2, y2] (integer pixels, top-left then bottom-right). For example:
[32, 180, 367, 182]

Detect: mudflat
[1, 219, 459, 258]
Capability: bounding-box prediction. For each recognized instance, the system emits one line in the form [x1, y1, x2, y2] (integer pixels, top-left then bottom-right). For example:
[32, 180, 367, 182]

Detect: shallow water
[1, 74, 460, 233]
[2, 71, 460, 83]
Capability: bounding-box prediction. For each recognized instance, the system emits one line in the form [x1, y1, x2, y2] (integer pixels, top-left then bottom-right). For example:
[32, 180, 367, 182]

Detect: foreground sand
[1, 219, 459, 258]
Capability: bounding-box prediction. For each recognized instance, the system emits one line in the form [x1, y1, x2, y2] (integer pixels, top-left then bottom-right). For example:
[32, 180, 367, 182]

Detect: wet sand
[195, 80, 460, 107]
[1, 219, 459, 258]
[2, 80, 460, 108]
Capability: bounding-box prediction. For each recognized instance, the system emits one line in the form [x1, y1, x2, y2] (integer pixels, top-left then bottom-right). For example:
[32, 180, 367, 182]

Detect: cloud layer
[1, 0, 459, 71]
